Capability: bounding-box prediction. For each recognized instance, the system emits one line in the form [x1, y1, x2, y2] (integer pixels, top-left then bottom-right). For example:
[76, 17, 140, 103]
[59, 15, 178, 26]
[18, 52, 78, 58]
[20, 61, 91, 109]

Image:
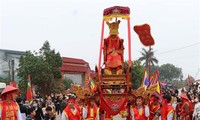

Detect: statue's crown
[106, 20, 120, 35]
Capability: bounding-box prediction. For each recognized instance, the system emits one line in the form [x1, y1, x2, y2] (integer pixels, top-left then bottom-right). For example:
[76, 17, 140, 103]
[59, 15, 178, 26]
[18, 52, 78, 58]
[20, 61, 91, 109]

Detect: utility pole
[8, 60, 11, 81]
[11, 59, 15, 82]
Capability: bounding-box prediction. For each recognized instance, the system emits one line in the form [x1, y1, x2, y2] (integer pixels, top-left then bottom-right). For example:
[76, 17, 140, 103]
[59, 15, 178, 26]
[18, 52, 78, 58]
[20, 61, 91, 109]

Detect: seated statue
[103, 20, 124, 75]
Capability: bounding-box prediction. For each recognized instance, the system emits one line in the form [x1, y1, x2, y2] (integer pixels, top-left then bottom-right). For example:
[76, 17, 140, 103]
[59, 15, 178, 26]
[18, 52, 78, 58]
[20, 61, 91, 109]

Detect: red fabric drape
[100, 98, 127, 115]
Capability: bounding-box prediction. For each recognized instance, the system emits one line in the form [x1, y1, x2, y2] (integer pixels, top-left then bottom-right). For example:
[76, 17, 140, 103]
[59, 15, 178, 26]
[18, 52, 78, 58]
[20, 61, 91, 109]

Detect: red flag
[26, 75, 32, 101]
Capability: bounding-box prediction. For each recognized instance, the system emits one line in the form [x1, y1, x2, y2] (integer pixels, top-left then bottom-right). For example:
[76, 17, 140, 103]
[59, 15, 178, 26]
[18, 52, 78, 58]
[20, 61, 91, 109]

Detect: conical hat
[1, 85, 18, 96]
[180, 93, 189, 100]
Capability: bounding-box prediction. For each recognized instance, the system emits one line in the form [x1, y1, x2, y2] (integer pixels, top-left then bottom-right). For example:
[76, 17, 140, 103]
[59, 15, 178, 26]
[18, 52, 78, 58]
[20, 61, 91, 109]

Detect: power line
[158, 54, 199, 61]
[156, 42, 200, 55]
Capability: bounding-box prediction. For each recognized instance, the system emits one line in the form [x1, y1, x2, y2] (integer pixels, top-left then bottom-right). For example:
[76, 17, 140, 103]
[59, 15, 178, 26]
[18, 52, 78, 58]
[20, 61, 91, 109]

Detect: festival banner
[26, 75, 32, 101]
[87, 68, 97, 92]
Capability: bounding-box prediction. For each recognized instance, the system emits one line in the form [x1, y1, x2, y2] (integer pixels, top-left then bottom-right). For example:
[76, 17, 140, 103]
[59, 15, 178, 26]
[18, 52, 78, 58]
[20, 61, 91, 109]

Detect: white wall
[64, 73, 82, 85]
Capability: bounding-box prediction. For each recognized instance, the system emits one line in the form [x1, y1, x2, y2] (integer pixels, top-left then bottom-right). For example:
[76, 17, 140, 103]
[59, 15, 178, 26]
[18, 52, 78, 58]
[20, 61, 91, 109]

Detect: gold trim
[103, 14, 130, 21]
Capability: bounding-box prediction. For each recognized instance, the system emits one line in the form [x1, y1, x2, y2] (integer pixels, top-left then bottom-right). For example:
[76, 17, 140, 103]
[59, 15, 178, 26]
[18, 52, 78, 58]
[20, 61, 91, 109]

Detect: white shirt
[167, 111, 173, 120]
[193, 102, 200, 118]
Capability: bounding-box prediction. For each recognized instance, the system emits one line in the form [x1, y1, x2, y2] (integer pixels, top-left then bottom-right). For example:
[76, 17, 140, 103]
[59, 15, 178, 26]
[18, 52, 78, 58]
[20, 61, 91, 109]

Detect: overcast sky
[0, 0, 200, 79]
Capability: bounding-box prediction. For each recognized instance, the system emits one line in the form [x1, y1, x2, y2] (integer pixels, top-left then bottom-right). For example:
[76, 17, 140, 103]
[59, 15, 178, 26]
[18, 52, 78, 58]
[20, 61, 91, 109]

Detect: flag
[31, 85, 36, 98]
[148, 73, 155, 86]
[153, 73, 158, 84]
[87, 68, 97, 92]
[147, 70, 161, 93]
[89, 80, 95, 90]
[155, 81, 161, 94]
[155, 70, 161, 93]
[142, 69, 149, 88]
[26, 75, 32, 101]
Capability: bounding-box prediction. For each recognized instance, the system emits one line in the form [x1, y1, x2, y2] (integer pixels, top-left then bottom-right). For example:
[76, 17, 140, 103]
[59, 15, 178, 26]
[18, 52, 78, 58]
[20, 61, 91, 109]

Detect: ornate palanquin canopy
[103, 6, 130, 21]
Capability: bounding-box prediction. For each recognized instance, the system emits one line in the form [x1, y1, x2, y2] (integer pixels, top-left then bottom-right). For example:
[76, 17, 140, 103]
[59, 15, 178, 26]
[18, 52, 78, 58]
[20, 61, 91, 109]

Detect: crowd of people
[17, 92, 71, 120]
[1, 84, 200, 120]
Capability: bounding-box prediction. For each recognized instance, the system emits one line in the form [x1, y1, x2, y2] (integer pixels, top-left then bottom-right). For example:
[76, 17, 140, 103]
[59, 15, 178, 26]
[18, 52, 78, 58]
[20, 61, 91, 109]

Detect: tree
[151, 65, 160, 73]
[131, 60, 144, 89]
[159, 63, 182, 82]
[138, 48, 158, 75]
[0, 77, 10, 85]
[63, 78, 74, 90]
[17, 41, 63, 96]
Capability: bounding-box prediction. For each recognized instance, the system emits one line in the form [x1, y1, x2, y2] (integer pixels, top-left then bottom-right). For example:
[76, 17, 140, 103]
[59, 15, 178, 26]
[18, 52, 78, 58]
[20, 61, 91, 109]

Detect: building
[0, 49, 94, 86]
[60, 57, 94, 87]
[0, 49, 26, 82]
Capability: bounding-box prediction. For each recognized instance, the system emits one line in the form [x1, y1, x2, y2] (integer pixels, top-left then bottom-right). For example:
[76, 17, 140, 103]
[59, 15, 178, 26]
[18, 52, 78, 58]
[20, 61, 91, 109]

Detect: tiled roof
[61, 57, 89, 73]
[60, 64, 88, 73]
[62, 57, 88, 64]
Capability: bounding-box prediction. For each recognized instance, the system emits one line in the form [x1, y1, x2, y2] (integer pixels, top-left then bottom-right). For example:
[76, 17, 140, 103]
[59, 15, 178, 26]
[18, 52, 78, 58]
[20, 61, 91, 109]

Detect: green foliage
[159, 63, 182, 82]
[18, 78, 27, 95]
[51, 80, 65, 93]
[0, 77, 10, 85]
[131, 60, 144, 89]
[63, 78, 74, 90]
[170, 80, 185, 89]
[17, 41, 63, 96]
[150, 65, 160, 76]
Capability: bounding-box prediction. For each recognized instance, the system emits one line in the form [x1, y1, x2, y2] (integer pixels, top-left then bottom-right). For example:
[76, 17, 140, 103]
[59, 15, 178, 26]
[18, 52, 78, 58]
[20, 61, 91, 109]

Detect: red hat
[67, 98, 75, 103]
[180, 93, 189, 100]
[1, 85, 18, 96]
[67, 94, 76, 103]
[1, 85, 18, 100]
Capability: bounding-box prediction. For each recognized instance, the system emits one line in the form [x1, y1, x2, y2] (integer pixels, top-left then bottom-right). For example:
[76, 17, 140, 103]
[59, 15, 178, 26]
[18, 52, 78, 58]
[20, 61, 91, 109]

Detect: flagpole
[148, 46, 151, 79]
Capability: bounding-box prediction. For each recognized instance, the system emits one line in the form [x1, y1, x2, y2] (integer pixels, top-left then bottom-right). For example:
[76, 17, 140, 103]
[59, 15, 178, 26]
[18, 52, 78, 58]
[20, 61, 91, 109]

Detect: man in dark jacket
[16, 96, 28, 120]
[61, 96, 68, 113]
[26, 107, 36, 120]
[32, 99, 44, 120]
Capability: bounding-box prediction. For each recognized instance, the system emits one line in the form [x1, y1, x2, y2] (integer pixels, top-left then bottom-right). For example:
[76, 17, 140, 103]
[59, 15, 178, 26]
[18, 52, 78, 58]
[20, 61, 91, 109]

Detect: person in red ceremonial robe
[83, 96, 99, 120]
[130, 96, 150, 120]
[175, 97, 182, 120]
[99, 110, 113, 120]
[0, 85, 22, 120]
[159, 94, 175, 120]
[105, 112, 113, 120]
[61, 95, 82, 120]
[119, 101, 132, 120]
[103, 20, 124, 75]
[149, 92, 161, 120]
[179, 94, 190, 120]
